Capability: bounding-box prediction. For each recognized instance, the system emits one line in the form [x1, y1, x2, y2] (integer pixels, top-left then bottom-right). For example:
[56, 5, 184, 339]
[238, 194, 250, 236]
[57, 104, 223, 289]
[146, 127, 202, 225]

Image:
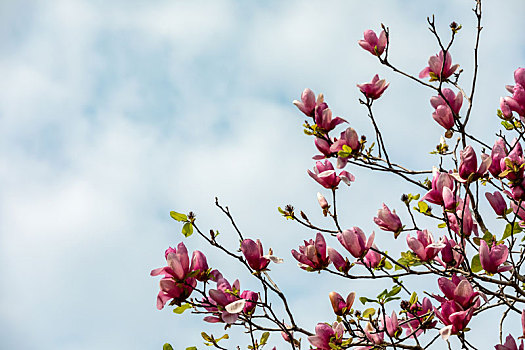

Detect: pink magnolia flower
[500, 140, 525, 182]
[363, 321, 384, 345]
[499, 68, 525, 118]
[374, 203, 403, 235]
[358, 29, 387, 56]
[308, 322, 344, 350]
[337, 227, 375, 259]
[496, 335, 525, 350]
[402, 298, 436, 337]
[435, 300, 475, 340]
[435, 275, 483, 309]
[314, 100, 347, 132]
[293, 88, 316, 116]
[240, 290, 258, 314]
[308, 160, 355, 188]
[479, 240, 510, 274]
[456, 146, 491, 182]
[430, 88, 463, 130]
[190, 250, 209, 281]
[419, 50, 459, 81]
[357, 74, 389, 100]
[422, 167, 455, 205]
[151, 243, 203, 309]
[486, 191, 507, 216]
[438, 237, 464, 268]
[446, 198, 477, 237]
[327, 247, 351, 273]
[382, 311, 400, 338]
[241, 239, 270, 271]
[317, 192, 329, 210]
[314, 137, 332, 159]
[489, 138, 509, 177]
[292, 232, 330, 271]
[361, 244, 382, 269]
[406, 230, 445, 262]
[329, 291, 355, 316]
[330, 127, 361, 168]
[203, 276, 258, 324]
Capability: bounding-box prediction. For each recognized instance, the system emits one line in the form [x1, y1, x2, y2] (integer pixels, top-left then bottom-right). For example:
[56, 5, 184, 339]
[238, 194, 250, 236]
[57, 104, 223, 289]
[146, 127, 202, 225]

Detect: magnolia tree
[151, 1, 525, 349]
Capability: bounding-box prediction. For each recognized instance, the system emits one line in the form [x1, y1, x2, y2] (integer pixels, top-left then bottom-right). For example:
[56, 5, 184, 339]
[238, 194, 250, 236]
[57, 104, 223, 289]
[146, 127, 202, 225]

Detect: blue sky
[1, 0, 525, 349]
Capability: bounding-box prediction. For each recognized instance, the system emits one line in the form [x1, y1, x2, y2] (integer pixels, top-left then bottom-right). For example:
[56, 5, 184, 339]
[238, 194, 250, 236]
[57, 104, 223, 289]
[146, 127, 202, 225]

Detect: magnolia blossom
[314, 100, 347, 132]
[329, 291, 355, 316]
[382, 311, 400, 338]
[337, 227, 375, 259]
[241, 239, 270, 271]
[402, 297, 436, 337]
[419, 50, 459, 81]
[455, 146, 491, 182]
[151, 243, 207, 309]
[499, 140, 524, 182]
[293, 88, 316, 116]
[438, 237, 464, 268]
[373, 203, 403, 235]
[327, 247, 351, 273]
[435, 300, 475, 340]
[308, 322, 344, 350]
[430, 88, 463, 130]
[363, 321, 384, 345]
[435, 275, 483, 309]
[485, 191, 507, 216]
[292, 233, 330, 271]
[314, 137, 332, 159]
[330, 127, 361, 168]
[446, 198, 477, 237]
[357, 74, 389, 100]
[406, 230, 445, 262]
[361, 244, 382, 268]
[489, 138, 509, 177]
[358, 29, 387, 56]
[203, 276, 258, 324]
[499, 67, 525, 119]
[308, 160, 355, 188]
[422, 167, 455, 205]
[479, 240, 510, 274]
[496, 335, 525, 350]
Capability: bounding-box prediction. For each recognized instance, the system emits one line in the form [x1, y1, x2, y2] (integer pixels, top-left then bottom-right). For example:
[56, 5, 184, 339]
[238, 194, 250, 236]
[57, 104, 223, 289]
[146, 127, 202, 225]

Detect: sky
[1, 0, 525, 349]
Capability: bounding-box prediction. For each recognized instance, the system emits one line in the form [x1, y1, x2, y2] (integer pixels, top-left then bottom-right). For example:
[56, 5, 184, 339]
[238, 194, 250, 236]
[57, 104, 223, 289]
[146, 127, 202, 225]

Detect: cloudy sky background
[1, 0, 525, 349]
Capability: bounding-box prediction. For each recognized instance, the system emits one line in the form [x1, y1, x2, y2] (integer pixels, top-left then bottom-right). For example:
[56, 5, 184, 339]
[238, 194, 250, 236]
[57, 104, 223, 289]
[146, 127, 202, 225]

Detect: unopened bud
[317, 192, 329, 209]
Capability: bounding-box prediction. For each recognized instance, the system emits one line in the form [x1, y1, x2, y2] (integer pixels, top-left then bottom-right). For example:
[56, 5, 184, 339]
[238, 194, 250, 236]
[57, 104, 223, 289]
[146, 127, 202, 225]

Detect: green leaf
[362, 308, 376, 318]
[173, 303, 192, 314]
[387, 285, 402, 297]
[182, 222, 194, 237]
[502, 223, 522, 241]
[201, 332, 212, 342]
[471, 254, 482, 273]
[502, 120, 515, 130]
[163, 344, 174, 350]
[409, 292, 418, 305]
[383, 260, 393, 270]
[260, 332, 270, 345]
[437, 222, 447, 228]
[170, 211, 188, 222]
[417, 201, 429, 213]
[185, 347, 197, 350]
[377, 289, 388, 300]
[215, 334, 229, 342]
[359, 296, 375, 305]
